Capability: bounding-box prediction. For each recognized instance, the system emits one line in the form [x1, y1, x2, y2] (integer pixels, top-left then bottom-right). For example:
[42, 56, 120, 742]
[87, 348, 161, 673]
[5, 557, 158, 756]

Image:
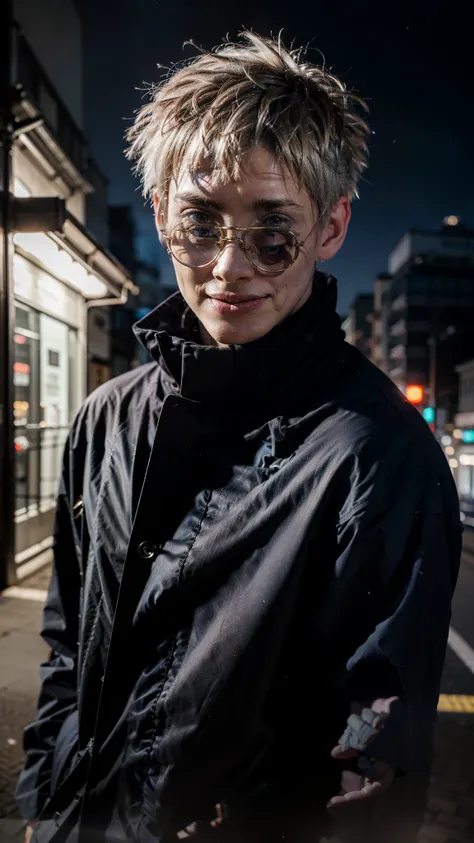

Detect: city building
[342, 293, 373, 359]
[3, 0, 134, 587]
[370, 272, 392, 371]
[105, 205, 138, 379]
[107, 205, 166, 374]
[381, 217, 474, 419]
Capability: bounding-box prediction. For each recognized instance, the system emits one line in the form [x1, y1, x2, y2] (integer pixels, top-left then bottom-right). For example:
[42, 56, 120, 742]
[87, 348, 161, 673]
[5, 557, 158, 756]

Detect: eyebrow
[174, 192, 304, 213]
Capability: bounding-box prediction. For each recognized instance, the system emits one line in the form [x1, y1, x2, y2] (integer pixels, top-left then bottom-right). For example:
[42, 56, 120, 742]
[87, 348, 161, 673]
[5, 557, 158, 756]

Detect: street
[422, 543, 474, 843]
[1, 549, 474, 843]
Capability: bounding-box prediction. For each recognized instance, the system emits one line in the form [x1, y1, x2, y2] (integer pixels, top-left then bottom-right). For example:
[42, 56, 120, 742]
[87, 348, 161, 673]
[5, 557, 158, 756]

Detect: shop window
[458, 466, 473, 499]
[13, 305, 40, 512]
[13, 302, 77, 515]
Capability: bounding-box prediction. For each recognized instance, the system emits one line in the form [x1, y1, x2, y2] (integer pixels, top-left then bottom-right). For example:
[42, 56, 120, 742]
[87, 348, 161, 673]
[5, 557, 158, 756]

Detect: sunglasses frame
[161, 222, 309, 275]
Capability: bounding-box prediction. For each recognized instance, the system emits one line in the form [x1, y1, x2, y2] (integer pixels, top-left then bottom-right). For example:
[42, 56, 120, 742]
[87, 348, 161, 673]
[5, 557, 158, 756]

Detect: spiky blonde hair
[126, 31, 370, 224]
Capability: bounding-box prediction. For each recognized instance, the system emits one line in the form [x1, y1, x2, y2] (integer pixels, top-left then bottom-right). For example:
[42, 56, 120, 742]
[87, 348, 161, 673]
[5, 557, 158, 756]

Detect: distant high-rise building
[108, 205, 137, 273]
[342, 293, 373, 359]
[382, 217, 474, 416]
[370, 273, 392, 371]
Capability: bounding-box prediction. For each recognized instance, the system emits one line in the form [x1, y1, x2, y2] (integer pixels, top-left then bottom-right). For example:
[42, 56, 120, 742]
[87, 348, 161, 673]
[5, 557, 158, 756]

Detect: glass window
[39, 314, 70, 505]
[68, 328, 81, 423]
[458, 466, 473, 498]
[409, 276, 428, 293]
[13, 302, 78, 514]
[13, 304, 40, 512]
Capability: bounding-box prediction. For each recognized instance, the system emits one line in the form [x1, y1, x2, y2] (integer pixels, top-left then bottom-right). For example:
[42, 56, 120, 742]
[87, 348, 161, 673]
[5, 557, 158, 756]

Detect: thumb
[331, 745, 360, 760]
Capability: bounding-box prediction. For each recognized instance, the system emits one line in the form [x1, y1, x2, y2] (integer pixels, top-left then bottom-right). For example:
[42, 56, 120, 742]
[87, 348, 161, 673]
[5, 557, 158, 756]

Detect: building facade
[4, 1, 132, 585]
[382, 217, 474, 416]
[370, 272, 392, 371]
[342, 293, 373, 359]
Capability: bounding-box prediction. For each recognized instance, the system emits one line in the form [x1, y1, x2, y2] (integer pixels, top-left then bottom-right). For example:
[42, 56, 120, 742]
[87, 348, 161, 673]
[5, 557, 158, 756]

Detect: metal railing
[16, 35, 88, 177]
[14, 423, 68, 516]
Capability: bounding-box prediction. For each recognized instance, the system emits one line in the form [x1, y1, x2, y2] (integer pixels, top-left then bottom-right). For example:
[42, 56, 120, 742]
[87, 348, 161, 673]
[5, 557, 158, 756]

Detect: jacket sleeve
[15, 416, 86, 822]
[324, 435, 462, 774]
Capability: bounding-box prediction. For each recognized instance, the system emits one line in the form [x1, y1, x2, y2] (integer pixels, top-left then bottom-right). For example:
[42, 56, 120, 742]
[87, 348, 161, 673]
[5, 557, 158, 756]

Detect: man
[17, 32, 461, 843]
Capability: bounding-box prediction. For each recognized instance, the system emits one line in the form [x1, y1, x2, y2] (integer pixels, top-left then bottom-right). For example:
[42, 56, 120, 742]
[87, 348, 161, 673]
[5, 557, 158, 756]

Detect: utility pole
[428, 323, 456, 439]
[0, 0, 16, 590]
[428, 334, 437, 418]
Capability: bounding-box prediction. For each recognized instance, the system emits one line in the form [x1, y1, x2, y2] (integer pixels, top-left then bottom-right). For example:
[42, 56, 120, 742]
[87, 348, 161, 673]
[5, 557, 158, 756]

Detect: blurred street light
[406, 384, 424, 405]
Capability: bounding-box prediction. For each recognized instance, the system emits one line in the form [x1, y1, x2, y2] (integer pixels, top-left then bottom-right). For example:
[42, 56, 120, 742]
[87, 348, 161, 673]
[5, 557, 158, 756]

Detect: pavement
[0, 565, 50, 842]
[1, 555, 474, 843]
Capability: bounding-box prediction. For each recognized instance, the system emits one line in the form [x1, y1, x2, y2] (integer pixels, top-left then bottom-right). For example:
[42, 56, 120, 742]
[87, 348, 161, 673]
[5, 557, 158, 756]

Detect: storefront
[455, 442, 474, 528]
[453, 385, 474, 527]
[0, 25, 135, 588]
[11, 205, 132, 579]
[457, 449, 474, 499]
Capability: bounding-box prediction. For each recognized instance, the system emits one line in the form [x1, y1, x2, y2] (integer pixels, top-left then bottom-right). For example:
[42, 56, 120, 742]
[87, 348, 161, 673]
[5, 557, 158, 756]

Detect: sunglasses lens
[169, 223, 221, 267]
[245, 228, 297, 271]
[168, 224, 298, 272]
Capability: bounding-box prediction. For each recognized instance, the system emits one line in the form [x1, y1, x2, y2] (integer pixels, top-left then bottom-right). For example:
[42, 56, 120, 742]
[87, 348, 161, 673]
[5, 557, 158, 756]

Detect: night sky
[75, 0, 473, 314]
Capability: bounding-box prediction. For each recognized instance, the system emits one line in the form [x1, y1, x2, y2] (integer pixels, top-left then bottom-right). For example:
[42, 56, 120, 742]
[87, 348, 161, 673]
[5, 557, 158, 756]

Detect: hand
[176, 805, 224, 838]
[327, 696, 399, 808]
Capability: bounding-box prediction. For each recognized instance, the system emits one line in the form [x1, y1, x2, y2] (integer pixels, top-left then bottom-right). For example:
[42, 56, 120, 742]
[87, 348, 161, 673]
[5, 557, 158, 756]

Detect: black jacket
[16, 274, 461, 843]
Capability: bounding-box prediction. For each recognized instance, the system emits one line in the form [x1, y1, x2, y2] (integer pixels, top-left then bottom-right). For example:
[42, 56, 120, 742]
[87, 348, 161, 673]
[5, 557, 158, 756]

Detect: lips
[209, 293, 266, 303]
[208, 293, 269, 314]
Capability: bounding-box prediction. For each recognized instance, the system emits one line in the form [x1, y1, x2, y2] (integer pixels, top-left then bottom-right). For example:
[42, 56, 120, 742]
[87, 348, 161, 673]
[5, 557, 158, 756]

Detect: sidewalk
[1, 562, 474, 843]
[0, 566, 50, 842]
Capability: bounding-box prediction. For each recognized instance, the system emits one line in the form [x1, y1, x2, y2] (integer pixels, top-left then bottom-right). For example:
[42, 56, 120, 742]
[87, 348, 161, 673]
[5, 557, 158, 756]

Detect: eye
[179, 212, 220, 244]
[183, 209, 215, 225]
[262, 213, 291, 228]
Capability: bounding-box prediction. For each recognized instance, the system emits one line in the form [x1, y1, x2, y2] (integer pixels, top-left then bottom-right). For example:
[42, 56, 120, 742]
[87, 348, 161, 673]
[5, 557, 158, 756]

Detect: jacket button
[138, 541, 158, 560]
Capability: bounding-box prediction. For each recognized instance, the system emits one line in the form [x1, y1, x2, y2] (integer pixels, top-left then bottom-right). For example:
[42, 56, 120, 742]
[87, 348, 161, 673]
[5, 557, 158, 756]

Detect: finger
[349, 696, 400, 719]
[327, 780, 383, 807]
[360, 708, 384, 734]
[371, 696, 400, 715]
[176, 822, 198, 838]
[331, 744, 360, 759]
[340, 770, 365, 793]
[362, 697, 400, 732]
[210, 802, 224, 827]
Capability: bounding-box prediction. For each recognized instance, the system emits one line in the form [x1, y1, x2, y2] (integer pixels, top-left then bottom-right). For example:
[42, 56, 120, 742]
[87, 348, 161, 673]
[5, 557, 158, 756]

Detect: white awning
[14, 211, 137, 300]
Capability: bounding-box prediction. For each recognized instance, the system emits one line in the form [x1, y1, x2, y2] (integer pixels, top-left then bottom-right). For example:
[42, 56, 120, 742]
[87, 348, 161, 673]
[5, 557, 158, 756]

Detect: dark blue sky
[76, 0, 473, 314]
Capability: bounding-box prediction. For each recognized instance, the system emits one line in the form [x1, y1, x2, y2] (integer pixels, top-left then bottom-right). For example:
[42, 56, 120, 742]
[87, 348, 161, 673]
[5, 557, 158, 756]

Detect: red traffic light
[406, 384, 424, 405]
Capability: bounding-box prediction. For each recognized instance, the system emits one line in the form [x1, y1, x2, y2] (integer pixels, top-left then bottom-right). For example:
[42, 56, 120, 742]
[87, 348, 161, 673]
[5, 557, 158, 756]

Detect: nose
[212, 239, 255, 283]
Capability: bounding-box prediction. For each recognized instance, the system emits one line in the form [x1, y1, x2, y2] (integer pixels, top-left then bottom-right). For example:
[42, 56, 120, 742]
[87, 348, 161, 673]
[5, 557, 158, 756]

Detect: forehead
[168, 147, 313, 215]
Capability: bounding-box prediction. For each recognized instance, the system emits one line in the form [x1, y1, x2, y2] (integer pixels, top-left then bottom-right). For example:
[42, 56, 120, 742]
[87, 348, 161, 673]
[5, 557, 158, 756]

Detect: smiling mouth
[208, 294, 269, 314]
[209, 293, 268, 303]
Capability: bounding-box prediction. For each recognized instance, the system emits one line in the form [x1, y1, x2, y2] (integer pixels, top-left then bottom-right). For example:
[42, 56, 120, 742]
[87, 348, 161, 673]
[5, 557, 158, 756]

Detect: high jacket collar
[133, 271, 345, 413]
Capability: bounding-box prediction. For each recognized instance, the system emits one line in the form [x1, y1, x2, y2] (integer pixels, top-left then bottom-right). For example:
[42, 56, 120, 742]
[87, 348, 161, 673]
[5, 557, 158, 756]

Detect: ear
[316, 197, 351, 261]
[153, 193, 168, 250]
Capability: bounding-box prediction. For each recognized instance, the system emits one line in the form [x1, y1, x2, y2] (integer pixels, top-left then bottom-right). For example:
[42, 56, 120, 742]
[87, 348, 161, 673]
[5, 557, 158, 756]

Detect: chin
[203, 315, 275, 346]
